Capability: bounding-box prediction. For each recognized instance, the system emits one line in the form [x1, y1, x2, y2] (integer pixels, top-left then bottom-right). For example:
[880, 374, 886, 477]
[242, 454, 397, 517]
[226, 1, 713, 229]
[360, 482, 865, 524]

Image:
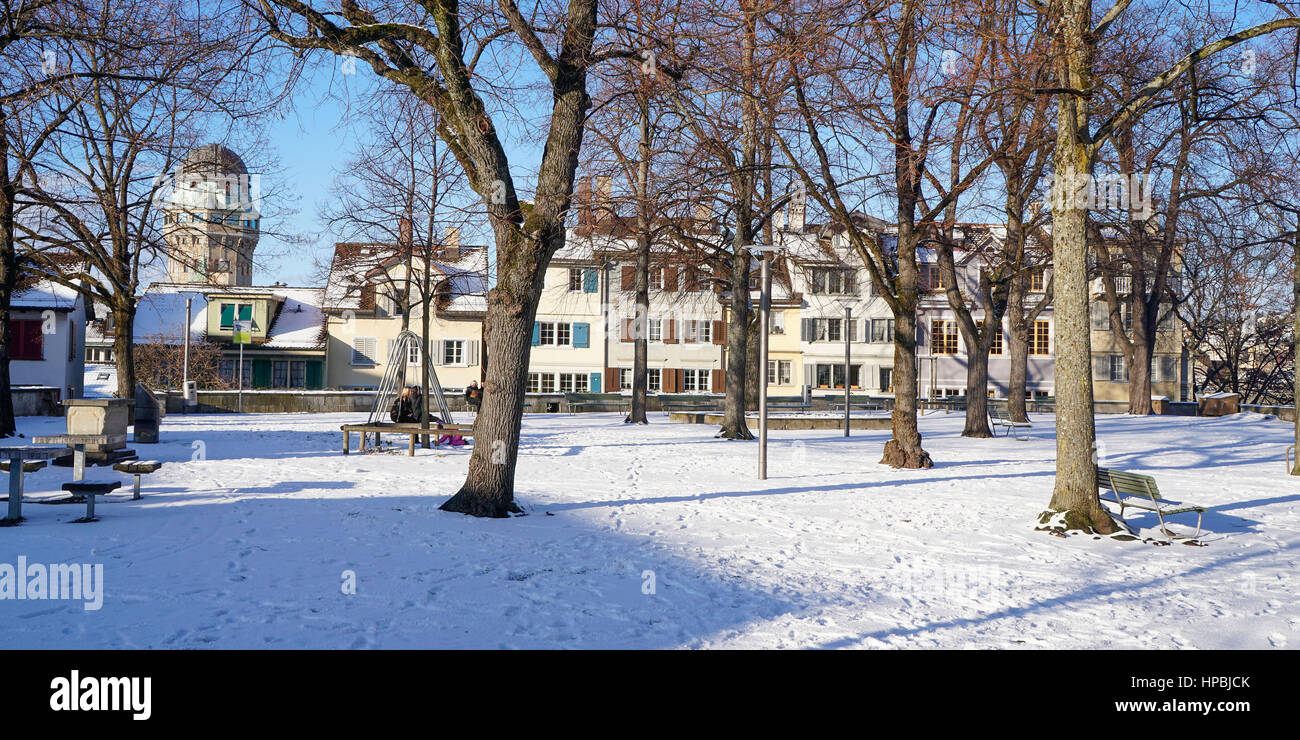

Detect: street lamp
[748, 244, 786, 480]
[836, 297, 855, 437]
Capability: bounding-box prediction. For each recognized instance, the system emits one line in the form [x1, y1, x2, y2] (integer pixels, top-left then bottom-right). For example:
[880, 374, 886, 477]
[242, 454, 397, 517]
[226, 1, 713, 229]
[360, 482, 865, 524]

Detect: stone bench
[62, 480, 121, 522]
[0, 460, 48, 474]
[113, 460, 163, 500]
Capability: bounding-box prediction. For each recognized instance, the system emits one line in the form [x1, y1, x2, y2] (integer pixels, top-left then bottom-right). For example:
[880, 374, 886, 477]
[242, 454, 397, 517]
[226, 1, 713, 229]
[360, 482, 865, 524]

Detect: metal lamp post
[748, 244, 785, 480]
[837, 298, 854, 437]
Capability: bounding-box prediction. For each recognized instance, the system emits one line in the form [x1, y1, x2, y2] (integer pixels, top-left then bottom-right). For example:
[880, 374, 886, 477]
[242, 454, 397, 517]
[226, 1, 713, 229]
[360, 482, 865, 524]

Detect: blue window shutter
[590, 372, 601, 392]
[583, 268, 598, 293]
[573, 322, 589, 348]
[531, 322, 541, 346]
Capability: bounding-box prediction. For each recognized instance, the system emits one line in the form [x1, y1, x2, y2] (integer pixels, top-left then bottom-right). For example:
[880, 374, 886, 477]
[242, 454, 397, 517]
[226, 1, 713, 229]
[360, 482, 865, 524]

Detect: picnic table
[341, 422, 474, 456]
[32, 434, 128, 482]
[0, 445, 73, 525]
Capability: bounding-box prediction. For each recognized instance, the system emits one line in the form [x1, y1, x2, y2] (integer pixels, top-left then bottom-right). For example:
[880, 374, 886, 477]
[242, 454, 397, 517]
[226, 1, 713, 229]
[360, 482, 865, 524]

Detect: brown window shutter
[663, 266, 678, 292]
[621, 266, 634, 291]
[684, 267, 697, 292]
[713, 320, 726, 345]
[621, 318, 634, 343]
[664, 319, 677, 343]
[711, 368, 725, 393]
[605, 367, 617, 391]
[663, 367, 678, 393]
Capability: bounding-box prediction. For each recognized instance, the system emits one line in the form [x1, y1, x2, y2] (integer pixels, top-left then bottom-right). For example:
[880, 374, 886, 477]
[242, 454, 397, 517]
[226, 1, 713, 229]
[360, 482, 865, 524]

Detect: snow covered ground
[1, 408, 1296, 649]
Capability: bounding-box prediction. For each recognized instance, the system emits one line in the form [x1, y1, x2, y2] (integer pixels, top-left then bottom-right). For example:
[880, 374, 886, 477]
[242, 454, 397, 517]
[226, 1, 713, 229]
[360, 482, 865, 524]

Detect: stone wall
[11, 386, 63, 416]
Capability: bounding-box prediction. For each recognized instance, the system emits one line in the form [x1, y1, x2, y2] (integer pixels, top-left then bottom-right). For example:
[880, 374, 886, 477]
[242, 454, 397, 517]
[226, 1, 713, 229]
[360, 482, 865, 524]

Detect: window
[559, 373, 588, 393]
[538, 373, 557, 393]
[537, 321, 572, 347]
[272, 361, 289, 388]
[539, 322, 555, 346]
[290, 361, 307, 388]
[527, 373, 541, 393]
[814, 363, 861, 389]
[931, 319, 958, 355]
[351, 337, 378, 365]
[1109, 354, 1128, 383]
[879, 367, 893, 392]
[808, 268, 856, 295]
[568, 268, 584, 291]
[649, 269, 663, 291]
[648, 318, 663, 342]
[977, 320, 1003, 355]
[647, 368, 662, 392]
[769, 312, 785, 335]
[827, 318, 842, 343]
[767, 360, 792, 385]
[682, 368, 710, 393]
[922, 264, 946, 292]
[8, 319, 44, 360]
[219, 303, 252, 329]
[871, 319, 895, 343]
[408, 343, 421, 366]
[1030, 268, 1046, 292]
[556, 323, 571, 346]
[619, 368, 632, 391]
[442, 340, 466, 365]
[1030, 320, 1051, 356]
[696, 321, 712, 343]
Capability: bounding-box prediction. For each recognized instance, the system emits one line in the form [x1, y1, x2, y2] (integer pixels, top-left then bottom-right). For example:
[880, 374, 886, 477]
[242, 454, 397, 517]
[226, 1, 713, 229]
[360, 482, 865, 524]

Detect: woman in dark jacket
[389, 386, 423, 423]
[464, 381, 483, 413]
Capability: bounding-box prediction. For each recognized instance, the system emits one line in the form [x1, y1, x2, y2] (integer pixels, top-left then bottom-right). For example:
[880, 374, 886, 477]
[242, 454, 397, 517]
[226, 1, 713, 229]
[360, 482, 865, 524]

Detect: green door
[252, 359, 272, 388]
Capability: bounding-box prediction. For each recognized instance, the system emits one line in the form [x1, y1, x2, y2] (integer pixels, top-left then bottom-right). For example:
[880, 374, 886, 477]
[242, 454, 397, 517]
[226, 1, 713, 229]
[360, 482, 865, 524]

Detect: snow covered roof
[135, 282, 326, 349]
[10, 281, 82, 311]
[323, 242, 489, 315]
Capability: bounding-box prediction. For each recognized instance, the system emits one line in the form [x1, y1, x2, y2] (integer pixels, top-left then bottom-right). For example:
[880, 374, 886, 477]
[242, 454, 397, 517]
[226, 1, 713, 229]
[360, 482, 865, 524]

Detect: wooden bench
[768, 395, 811, 411]
[657, 394, 721, 414]
[0, 460, 49, 474]
[341, 422, 474, 456]
[62, 480, 121, 522]
[1097, 467, 1205, 539]
[113, 460, 163, 500]
[989, 406, 1032, 440]
[563, 392, 630, 414]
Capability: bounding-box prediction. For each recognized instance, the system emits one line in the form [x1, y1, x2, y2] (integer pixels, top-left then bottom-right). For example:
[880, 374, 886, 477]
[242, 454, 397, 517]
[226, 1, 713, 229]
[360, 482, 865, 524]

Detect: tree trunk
[963, 347, 992, 437]
[1043, 0, 1117, 533]
[1127, 319, 1153, 415]
[1293, 213, 1299, 475]
[0, 121, 16, 437]
[881, 305, 932, 467]
[112, 299, 136, 399]
[1006, 301, 1031, 424]
[439, 277, 535, 517]
[717, 247, 753, 439]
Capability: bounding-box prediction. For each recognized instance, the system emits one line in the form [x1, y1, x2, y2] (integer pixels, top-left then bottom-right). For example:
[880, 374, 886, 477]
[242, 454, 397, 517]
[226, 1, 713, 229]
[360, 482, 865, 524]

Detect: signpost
[233, 319, 251, 412]
[748, 244, 786, 480]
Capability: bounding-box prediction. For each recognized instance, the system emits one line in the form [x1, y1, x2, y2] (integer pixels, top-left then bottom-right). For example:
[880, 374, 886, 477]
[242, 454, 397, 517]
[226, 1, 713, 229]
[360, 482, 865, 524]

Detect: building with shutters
[321, 233, 488, 391]
[161, 144, 260, 287]
[8, 280, 87, 402]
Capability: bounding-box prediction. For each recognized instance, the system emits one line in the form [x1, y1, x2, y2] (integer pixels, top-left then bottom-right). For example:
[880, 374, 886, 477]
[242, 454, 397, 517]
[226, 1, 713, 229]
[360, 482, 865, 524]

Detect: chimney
[576, 177, 593, 235]
[693, 202, 712, 231]
[595, 175, 613, 227]
[399, 217, 412, 250]
[788, 188, 806, 232]
[444, 226, 461, 258]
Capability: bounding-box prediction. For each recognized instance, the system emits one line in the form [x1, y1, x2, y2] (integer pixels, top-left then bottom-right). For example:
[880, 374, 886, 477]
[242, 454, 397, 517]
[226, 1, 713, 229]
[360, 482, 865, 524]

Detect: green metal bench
[657, 394, 721, 414]
[563, 392, 630, 414]
[1097, 467, 1205, 539]
[827, 395, 887, 413]
[989, 406, 1032, 440]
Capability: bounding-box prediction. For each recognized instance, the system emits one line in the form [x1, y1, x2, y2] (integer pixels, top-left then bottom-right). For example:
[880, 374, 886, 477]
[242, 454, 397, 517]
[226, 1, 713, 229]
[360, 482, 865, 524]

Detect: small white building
[9, 280, 86, 401]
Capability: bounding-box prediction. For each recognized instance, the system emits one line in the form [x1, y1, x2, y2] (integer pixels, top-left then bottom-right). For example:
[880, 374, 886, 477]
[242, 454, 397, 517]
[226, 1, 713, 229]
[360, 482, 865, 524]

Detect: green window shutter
[583, 268, 598, 293]
[220, 304, 234, 327]
[252, 359, 272, 388]
[238, 304, 253, 321]
[531, 322, 541, 346]
[306, 360, 323, 388]
[572, 322, 589, 348]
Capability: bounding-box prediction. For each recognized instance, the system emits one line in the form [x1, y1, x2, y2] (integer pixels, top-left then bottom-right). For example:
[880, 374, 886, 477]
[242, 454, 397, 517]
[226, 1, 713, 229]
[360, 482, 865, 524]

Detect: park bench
[563, 392, 630, 414]
[113, 460, 163, 500]
[62, 480, 121, 523]
[989, 406, 1033, 441]
[768, 395, 811, 411]
[1097, 467, 1205, 539]
[658, 394, 721, 414]
[827, 395, 888, 413]
[922, 395, 967, 414]
[341, 422, 474, 456]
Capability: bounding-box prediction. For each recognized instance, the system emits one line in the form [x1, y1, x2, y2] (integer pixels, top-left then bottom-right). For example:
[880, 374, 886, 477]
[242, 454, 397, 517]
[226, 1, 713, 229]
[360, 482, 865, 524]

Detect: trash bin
[133, 383, 160, 443]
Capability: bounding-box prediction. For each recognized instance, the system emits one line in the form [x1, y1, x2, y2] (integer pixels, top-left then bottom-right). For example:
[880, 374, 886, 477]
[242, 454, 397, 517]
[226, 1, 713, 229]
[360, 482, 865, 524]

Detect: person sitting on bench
[465, 381, 483, 414]
[389, 386, 423, 423]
